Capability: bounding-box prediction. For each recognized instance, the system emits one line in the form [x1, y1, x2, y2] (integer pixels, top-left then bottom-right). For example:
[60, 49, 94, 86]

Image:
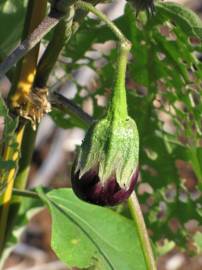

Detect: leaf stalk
[128, 192, 156, 270]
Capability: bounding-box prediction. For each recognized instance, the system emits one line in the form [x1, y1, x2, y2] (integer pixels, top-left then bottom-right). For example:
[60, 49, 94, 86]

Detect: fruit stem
[108, 42, 130, 120]
[75, 1, 128, 44]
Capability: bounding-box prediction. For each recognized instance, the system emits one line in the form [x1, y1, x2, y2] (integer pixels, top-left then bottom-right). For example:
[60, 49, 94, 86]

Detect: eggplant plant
[0, 0, 202, 269]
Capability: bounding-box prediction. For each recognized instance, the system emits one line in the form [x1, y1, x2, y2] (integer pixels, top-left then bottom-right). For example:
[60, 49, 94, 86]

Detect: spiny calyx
[71, 116, 139, 206]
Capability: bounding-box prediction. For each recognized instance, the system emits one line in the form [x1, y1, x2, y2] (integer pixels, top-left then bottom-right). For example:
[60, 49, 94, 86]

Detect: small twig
[0, 13, 63, 78]
[50, 92, 93, 126]
[12, 188, 39, 199]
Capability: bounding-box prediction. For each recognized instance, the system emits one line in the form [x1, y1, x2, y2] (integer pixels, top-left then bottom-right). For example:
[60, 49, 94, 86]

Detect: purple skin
[132, 0, 155, 16]
[71, 167, 139, 206]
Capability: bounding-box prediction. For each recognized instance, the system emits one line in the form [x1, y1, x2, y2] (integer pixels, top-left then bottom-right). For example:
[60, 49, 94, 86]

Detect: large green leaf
[0, 0, 27, 57]
[156, 2, 202, 39]
[37, 188, 147, 270]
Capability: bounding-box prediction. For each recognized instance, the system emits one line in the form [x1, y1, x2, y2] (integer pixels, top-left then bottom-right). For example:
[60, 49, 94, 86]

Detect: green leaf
[0, 0, 27, 57]
[37, 188, 147, 270]
[156, 2, 202, 39]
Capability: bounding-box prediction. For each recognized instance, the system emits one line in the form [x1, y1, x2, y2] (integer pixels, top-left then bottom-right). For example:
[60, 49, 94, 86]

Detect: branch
[0, 13, 63, 78]
[50, 92, 93, 127]
[12, 188, 39, 199]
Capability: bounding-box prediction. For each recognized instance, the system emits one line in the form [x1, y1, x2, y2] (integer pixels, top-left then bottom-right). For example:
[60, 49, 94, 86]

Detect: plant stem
[35, 5, 75, 88]
[0, 126, 24, 253]
[4, 1, 82, 253]
[107, 43, 130, 120]
[128, 192, 156, 270]
[0, 0, 48, 255]
[3, 3, 74, 253]
[10, 8, 75, 194]
[13, 124, 36, 192]
[12, 188, 39, 200]
[75, 1, 128, 44]
[50, 92, 93, 126]
[10, 4, 75, 210]
[0, 15, 62, 78]
[8, 0, 48, 108]
[10, 0, 104, 202]
[4, 1, 105, 248]
[71, 0, 101, 35]
[12, 5, 75, 195]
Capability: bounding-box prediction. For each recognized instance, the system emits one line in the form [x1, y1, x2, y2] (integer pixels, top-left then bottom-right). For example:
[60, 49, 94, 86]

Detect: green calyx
[74, 41, 139, 189]
[76, 116, 139, 189]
